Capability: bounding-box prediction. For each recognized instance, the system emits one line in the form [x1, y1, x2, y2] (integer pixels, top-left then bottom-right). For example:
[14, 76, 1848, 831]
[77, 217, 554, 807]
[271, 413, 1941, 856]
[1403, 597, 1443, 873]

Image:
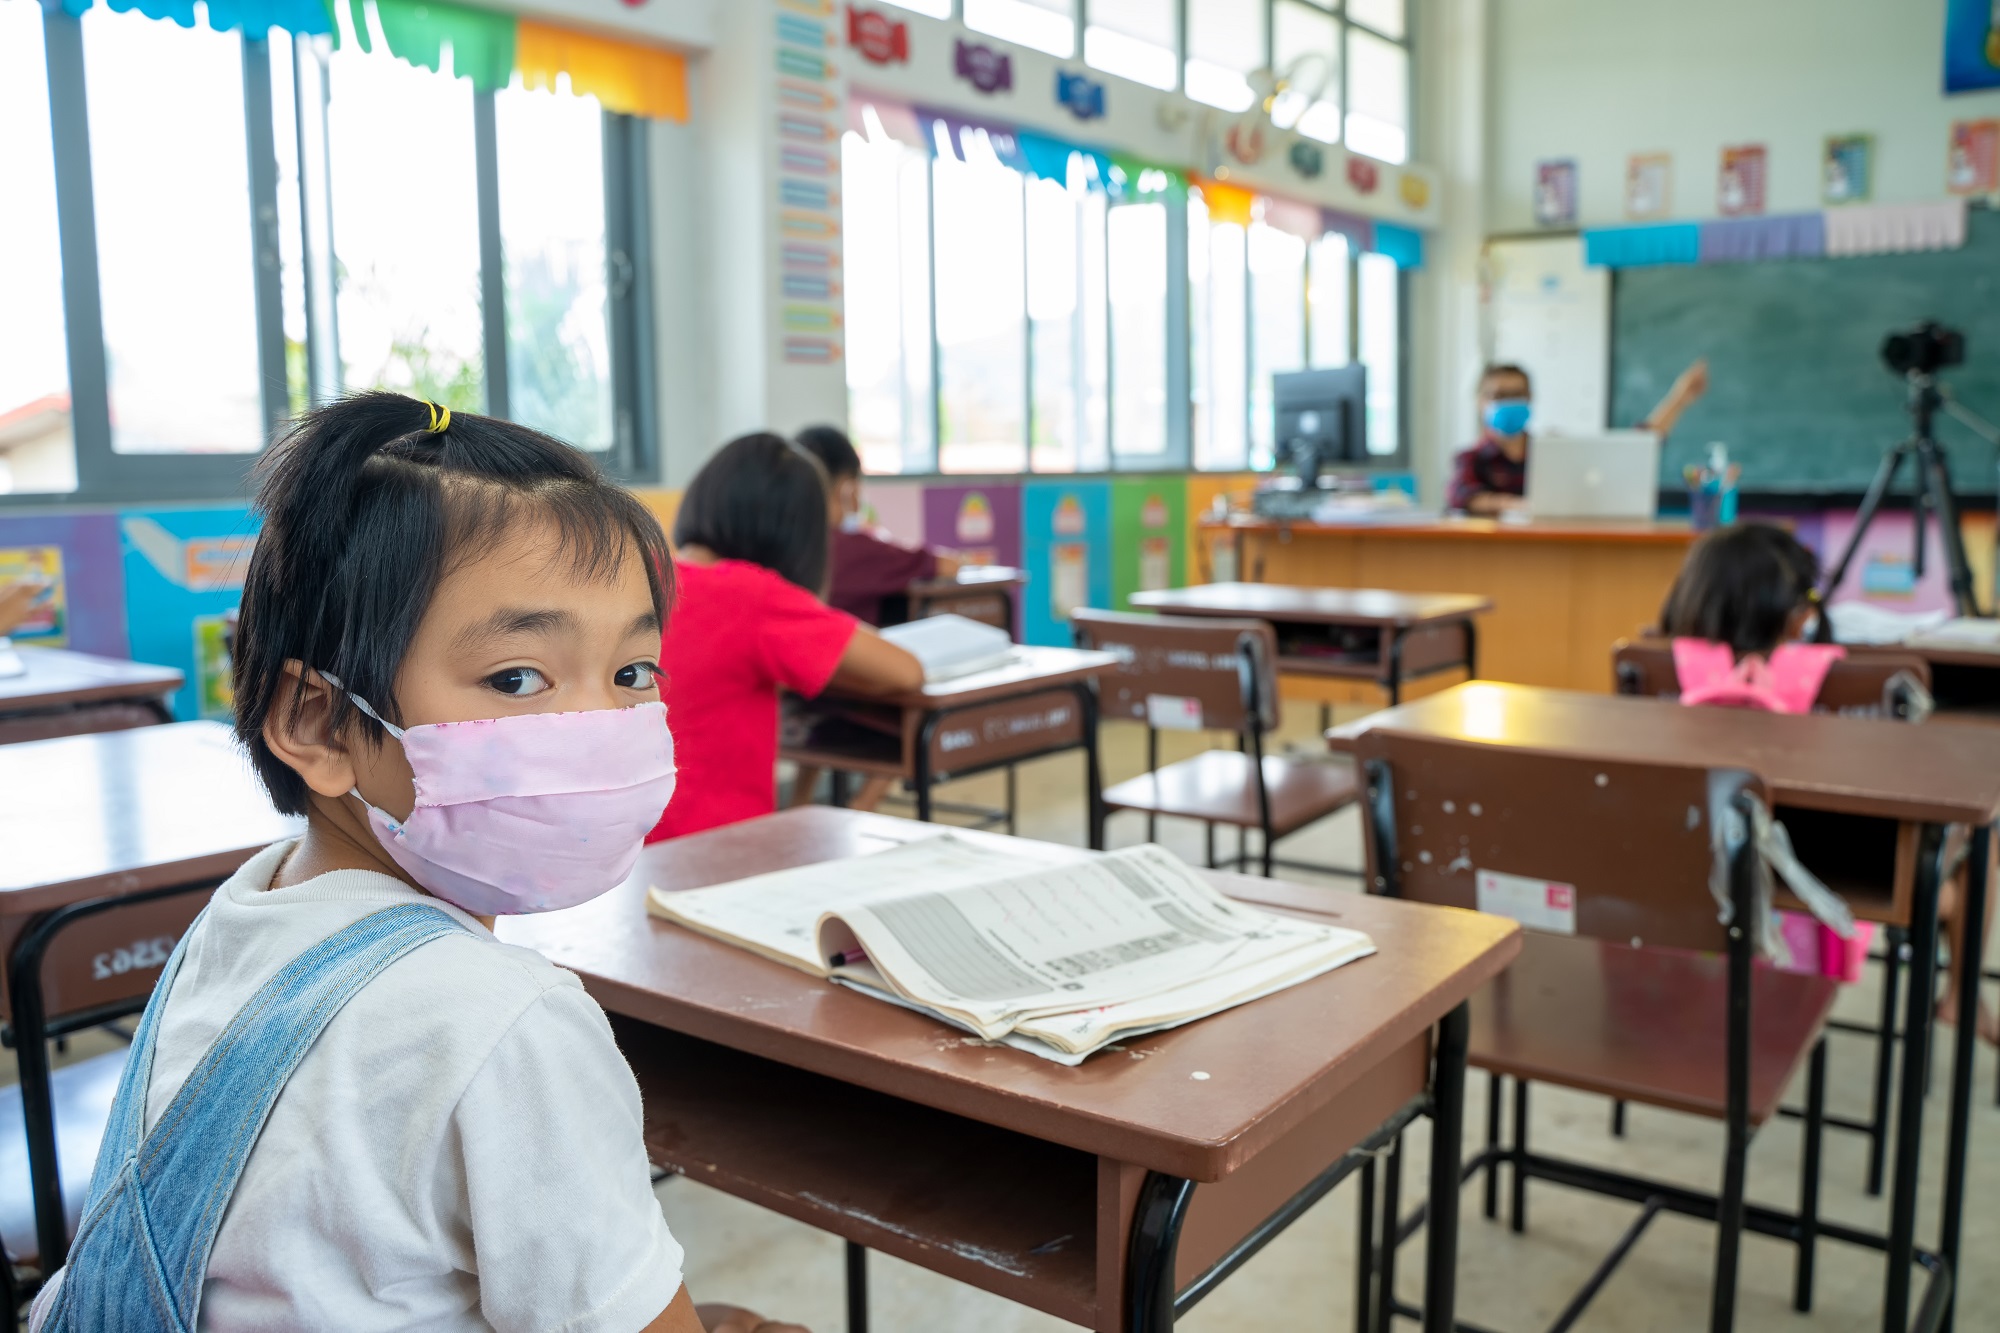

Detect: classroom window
[842, 124, 936, 475]
[1357, 250, 1400, 456]
[1026, 168, 1109, 472]
[1190, 197, 1250, 472]
[1346, 24, 1409, 165]
[1084, 0, 1179, 92]
[878, 0, 954, 16]
[496, 83, 614, 452]
[267, 32, 313, 420]
[326, 39, 484, 408]
[84, 8, 265, 455]
[1272, 0, 1342, 143]
[932, 130, 1029, 474]
[965, 0, 1077, 59]
[1248, 220, 1307, 466]
[0, 0, 75, 495]
[1108, 200, 1169, 460]
[1307, 232, 1351, 368]
[1347, 0, 1406, 40]
[1184, 0, 1265, 112]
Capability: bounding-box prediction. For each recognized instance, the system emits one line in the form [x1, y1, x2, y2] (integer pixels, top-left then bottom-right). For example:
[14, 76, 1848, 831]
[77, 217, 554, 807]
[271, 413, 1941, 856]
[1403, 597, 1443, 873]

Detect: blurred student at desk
[796, 424, 963, 625]
[1447, 358, 1710, 515]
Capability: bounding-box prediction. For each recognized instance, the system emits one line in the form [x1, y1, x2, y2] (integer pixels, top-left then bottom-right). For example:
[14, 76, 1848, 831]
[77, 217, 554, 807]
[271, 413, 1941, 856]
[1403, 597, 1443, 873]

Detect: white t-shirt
[34, 839, 683, 1332]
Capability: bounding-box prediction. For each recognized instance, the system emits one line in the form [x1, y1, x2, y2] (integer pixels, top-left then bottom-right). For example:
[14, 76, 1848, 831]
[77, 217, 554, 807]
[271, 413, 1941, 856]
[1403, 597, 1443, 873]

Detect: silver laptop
[1525, 431, 1661, 519]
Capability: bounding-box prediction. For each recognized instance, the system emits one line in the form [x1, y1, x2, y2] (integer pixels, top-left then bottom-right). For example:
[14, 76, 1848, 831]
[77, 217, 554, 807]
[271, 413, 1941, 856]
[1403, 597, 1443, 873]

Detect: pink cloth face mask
[325, 678, 677, 915]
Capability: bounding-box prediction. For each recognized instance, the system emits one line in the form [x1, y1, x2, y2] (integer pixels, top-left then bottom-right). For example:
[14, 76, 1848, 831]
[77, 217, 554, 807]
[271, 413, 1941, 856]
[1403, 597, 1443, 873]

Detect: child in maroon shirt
[796, 425, 962, 625]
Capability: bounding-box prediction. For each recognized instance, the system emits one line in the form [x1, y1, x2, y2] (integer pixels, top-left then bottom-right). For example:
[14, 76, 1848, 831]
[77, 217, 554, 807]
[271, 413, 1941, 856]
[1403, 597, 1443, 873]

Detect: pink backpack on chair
[1671, 638, 1846, 715]
[1671, 636, 1869, 980]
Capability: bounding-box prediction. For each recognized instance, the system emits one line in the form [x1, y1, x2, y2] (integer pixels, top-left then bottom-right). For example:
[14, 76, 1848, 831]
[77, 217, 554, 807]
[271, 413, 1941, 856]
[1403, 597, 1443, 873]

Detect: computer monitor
[1273, 365, 1367, 484]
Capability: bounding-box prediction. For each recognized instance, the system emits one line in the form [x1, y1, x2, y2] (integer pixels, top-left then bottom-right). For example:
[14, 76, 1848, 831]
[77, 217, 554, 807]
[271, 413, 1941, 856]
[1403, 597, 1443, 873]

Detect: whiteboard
[1485, 236, 1610, 438]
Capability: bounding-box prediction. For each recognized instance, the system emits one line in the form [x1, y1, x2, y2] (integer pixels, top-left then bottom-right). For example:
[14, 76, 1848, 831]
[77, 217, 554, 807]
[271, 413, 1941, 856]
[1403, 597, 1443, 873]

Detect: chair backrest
[1356, 728, 1764, 955]
[1070, 608, 1279, 735]
[1612, 636, 1933, 720]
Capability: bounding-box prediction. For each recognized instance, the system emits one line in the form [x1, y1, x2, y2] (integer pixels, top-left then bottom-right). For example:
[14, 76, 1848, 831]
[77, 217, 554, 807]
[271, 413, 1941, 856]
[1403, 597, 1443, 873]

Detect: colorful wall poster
[858, 478, 924, 544]
[1625, 152, 1672, 220]
[776, 3, 844, 364]
[0, 511, 129, 656]
[1110, 477, 1187, 609]
[922, 483, 1022, 569]
[1819, 509, 1967, 616]
[1534, 159, 1577, 227]
[1020, 479, 1110, 647]
[121, 507, 259, 721]
[1945, 0, 2000, 94]
[1717, 144, 1767, 216]
[1822, 135, 1873, 204]
[1947, 118, 2000, 195]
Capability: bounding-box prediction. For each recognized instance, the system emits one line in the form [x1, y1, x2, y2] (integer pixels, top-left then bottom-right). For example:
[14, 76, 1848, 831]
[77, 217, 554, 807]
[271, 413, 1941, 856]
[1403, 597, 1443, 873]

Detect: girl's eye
[487, 667, 551, 697]
[616, 661, 660, 690]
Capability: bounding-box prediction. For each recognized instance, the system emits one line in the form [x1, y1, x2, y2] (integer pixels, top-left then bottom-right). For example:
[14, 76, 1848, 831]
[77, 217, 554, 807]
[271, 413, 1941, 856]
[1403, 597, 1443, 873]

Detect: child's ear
[264, 662, 361, 800]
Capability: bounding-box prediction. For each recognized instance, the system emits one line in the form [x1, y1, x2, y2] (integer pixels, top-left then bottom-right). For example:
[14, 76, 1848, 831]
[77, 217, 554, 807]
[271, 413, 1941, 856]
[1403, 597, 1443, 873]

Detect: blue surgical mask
[1484, 399, 1532, 437]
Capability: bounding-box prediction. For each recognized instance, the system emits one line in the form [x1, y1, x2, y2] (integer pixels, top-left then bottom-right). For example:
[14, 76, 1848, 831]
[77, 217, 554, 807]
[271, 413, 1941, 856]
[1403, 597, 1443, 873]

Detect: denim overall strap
[45, 903, 466, 1332]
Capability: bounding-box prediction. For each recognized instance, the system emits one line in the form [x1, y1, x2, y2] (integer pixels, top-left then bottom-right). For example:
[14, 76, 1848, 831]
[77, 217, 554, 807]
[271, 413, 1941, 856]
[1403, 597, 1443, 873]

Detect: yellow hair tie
[421, 400, 450, 434]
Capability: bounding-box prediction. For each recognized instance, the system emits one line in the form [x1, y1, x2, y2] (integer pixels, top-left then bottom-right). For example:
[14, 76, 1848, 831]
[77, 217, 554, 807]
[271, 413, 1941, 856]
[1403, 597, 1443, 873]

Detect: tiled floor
[18, 702, 2000, 1331]
[661, 702, 2000, 1332]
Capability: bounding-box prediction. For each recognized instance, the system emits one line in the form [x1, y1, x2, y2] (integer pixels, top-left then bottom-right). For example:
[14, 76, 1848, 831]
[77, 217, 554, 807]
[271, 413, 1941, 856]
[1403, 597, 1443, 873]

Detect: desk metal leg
[845, 1241, 868, 1333]
[1355, 1157, 1377, 1333]
[1423, 1002, 1470, 1333]
[1884, 826, 1946, 1333]
[1375, 1137, 1402, 1333]
[1127, 1172, 1196, 1331]
[914, 713, 938, 824]
[1386, 630, 1404, 708]
[1463, 619, 1480, 680]
[1939, 822, 1990, 1333]
[1868, 929, 1904, 1198]
[1079, 682, 1104, 851]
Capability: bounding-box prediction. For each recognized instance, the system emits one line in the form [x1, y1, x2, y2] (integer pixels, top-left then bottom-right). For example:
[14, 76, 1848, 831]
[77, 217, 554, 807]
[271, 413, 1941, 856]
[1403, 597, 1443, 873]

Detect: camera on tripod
[1881, 321, 1965, 376]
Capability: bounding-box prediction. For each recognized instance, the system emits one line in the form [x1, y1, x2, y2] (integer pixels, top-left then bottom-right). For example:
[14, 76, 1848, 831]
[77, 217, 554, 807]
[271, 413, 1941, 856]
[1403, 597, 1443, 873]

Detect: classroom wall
[1487, 0, 2000, 232]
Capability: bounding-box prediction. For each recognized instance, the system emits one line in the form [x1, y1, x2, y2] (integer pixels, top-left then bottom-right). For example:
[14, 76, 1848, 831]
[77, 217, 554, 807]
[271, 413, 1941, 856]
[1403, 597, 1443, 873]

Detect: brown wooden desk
[784, 645, 1116, 844]
[0, 721, 301, 1273]
[501, 807, 1520, 1332]
[0, 646, 183, 744]
[1329, 682, 2000, 1333]
[1129, 583, 1491, 705]
[903, 564, 1026, 637]
[1202, 516, 1694, 692]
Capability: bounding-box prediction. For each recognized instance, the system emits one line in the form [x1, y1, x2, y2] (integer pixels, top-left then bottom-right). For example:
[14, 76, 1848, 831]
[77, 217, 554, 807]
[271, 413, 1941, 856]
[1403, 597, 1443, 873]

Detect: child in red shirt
[647, 434, 922, 841]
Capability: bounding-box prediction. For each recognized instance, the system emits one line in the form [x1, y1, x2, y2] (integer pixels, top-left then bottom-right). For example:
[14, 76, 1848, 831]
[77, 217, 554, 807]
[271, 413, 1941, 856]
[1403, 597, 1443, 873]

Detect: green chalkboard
[1611, 209, 2000, 497]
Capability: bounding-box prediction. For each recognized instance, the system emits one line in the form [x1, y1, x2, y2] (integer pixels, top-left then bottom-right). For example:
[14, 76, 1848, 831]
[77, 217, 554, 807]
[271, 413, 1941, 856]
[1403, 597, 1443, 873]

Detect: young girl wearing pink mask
[32, 395, 804, 1333]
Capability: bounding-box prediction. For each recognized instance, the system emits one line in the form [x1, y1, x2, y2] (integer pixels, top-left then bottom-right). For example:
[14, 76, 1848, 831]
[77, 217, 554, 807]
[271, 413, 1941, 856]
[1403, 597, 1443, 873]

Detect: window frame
[5, 11, 655, 509]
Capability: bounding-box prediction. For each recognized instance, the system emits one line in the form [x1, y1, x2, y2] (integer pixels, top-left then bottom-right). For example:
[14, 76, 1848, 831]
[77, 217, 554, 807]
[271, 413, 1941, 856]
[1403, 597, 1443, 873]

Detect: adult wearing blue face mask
[1446, 359, 1709, 515]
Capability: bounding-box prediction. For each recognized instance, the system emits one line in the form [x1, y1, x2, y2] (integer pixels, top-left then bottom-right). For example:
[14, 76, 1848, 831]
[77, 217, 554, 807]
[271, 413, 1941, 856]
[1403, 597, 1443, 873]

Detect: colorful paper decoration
[1534, 159, 1577, 227]
[1372, 222, 1424, 269]
[1056, 69, 1105, 120]
[1584, 222, 1700, 268]
[0, 513, 128, 657]
[847, 6, 908, 64]
[1697, 213, 1823, 263]
[1718, 144, 1767, 217]
[204, 0, 333, 35]
[1822, 135, 1873, 205]
[1947, 118, 2000, 195]
[954, 39, 1013, 94]
[1259, 196, 1321, 241]
[1196, 178, 1255, 227]
[1397, 171, 1430, 209]
[1288, 139, 1324, 179]
[1625, 153, 1672, 219]
[341, 0, 516, 93]
[1319, 207, 1373, 251]
[1822, 199, 1967, 256]
[514, 21, 688, 121]
[1345, 155, 1379, 194]
[1943, 0, 2000, 94]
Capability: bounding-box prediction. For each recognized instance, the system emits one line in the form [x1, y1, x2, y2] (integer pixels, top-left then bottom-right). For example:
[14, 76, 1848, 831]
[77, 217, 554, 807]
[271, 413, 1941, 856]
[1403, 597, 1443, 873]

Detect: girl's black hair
[234, 392, 673, 815]
[1658, 521, 1821, 659]
[795, 424, 862, 481]
[672, 432, 831, 593]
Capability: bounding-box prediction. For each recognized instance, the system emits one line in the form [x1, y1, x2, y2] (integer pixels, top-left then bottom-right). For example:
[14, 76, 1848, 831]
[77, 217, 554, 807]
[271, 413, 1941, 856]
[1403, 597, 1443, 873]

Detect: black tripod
[1820, 370, 1987, 620]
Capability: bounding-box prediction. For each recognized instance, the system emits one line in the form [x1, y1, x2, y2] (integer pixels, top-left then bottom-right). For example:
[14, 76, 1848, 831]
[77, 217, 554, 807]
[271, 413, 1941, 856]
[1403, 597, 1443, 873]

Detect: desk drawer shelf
[614, 1017, 1102, 1327]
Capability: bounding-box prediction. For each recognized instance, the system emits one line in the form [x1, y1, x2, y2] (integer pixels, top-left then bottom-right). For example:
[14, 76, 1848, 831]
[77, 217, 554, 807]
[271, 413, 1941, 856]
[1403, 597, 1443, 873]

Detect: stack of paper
[647, 835, 1375, 1064]
[879, 614, 1016, 682]
[1907, 617, 2000, 653]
